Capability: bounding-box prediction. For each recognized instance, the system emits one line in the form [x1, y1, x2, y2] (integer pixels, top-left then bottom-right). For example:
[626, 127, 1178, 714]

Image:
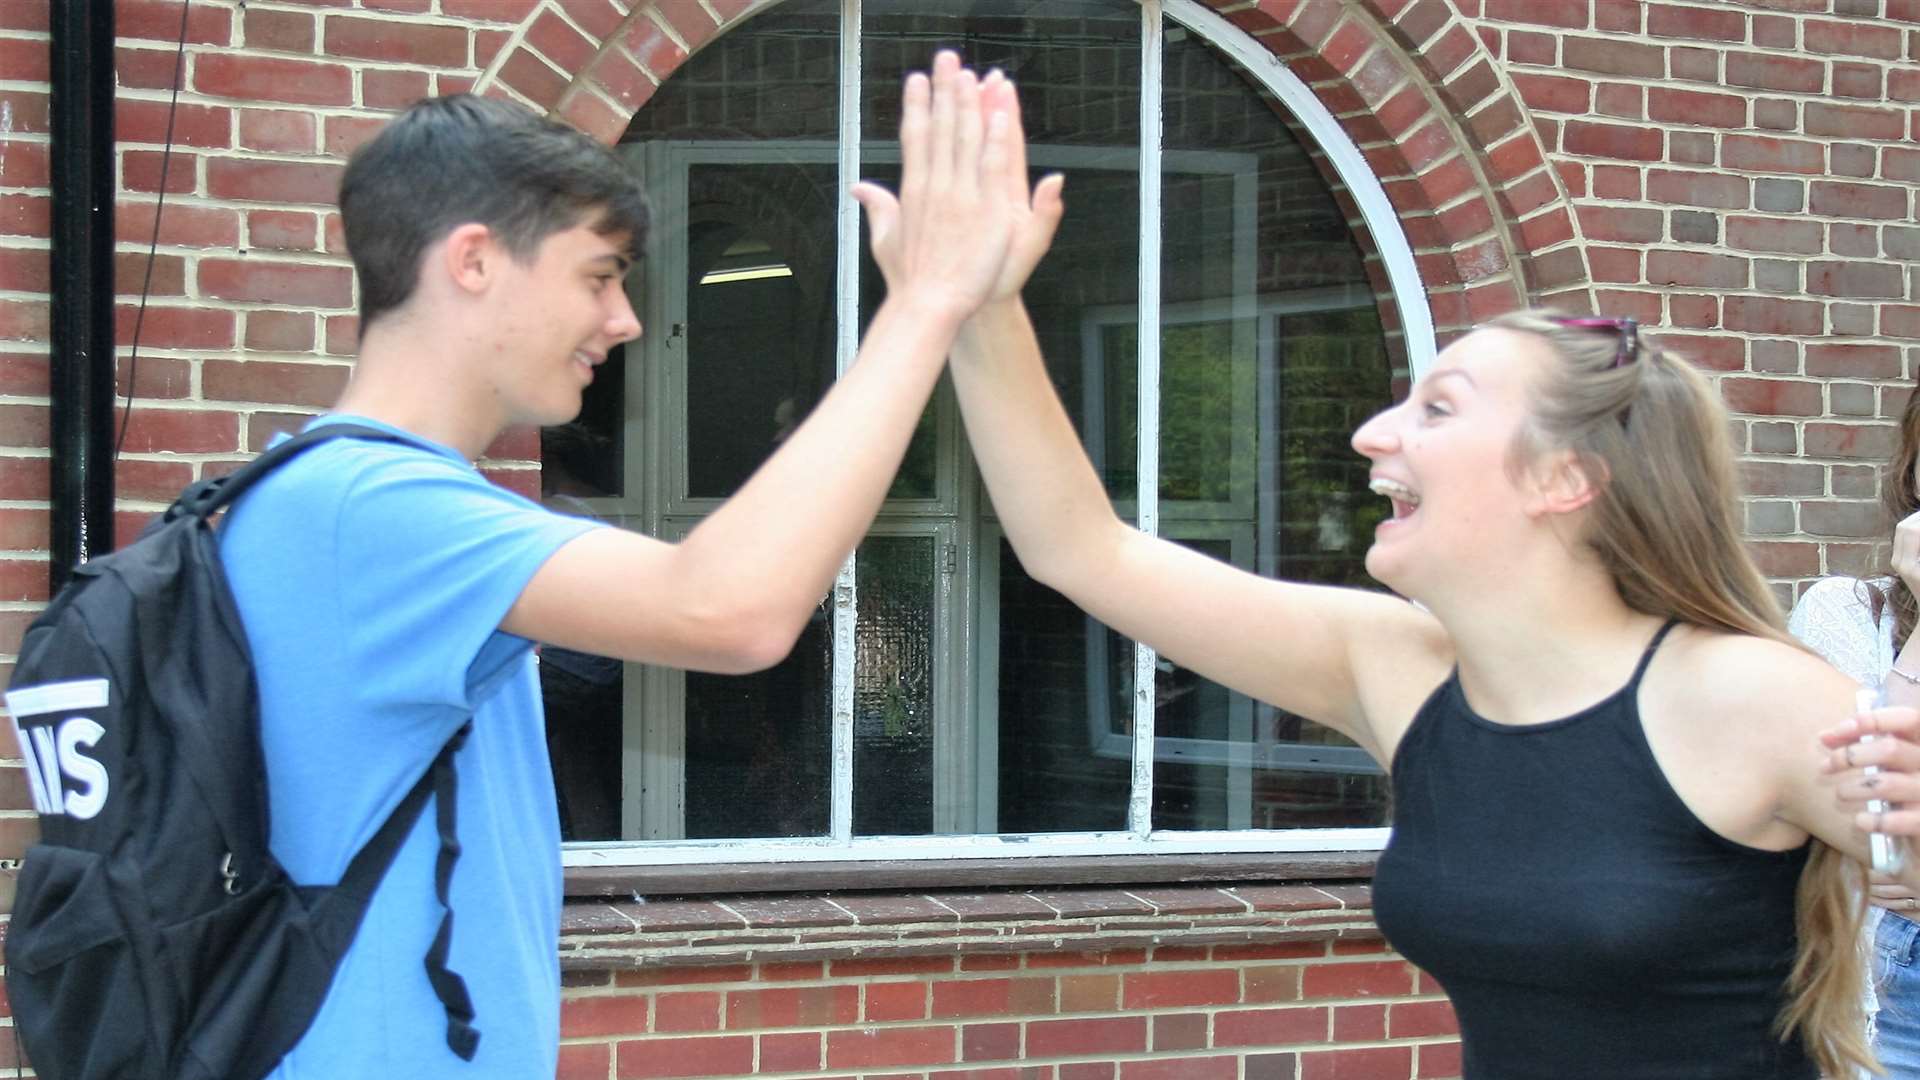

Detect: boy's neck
[333, 317, 507, 462]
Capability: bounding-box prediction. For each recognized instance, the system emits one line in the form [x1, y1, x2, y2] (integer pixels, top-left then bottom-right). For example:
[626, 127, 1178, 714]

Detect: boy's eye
[1422, 401, 1451, 419]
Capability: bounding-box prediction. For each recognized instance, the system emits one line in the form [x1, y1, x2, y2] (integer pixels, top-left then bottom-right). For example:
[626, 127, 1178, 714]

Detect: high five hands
[850, 51, 1067, 319]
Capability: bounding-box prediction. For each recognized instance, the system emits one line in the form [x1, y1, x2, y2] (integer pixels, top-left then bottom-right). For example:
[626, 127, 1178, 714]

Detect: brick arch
[474, 0, 1584, 342]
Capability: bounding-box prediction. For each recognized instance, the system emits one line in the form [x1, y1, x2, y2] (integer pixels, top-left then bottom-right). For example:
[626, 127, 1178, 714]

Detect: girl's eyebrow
[1427, 369, 1476, 390]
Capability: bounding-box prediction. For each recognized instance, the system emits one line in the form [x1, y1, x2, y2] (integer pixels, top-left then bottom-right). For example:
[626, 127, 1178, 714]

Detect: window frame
[559, 0, 1433, 873]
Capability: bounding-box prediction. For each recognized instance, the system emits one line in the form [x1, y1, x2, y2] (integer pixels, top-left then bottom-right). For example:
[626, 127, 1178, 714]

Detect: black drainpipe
[46, 0, 117, 590]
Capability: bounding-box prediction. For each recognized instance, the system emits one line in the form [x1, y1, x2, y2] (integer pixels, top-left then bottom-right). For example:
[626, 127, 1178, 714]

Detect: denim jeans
[1877, 911, 1920, 1078]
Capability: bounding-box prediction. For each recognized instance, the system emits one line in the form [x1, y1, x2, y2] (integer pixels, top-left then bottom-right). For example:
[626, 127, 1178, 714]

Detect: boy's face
[486, 221, 642, 428]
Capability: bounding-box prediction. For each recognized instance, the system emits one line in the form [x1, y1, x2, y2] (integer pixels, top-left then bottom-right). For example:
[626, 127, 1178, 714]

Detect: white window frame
[562, 0, 1434, 869]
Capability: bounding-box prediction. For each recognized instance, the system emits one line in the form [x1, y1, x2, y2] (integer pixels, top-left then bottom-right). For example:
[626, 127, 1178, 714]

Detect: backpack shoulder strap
[316, 724, 479, 1061]
[168, 424, 405, 524]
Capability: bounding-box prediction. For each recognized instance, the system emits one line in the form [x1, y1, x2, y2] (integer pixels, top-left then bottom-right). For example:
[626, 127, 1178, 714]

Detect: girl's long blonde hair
[1487, 309, 1871, 1079]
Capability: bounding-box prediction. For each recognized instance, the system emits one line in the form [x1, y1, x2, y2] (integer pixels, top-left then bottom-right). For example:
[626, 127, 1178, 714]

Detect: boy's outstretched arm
[504, 52, 1024, 673]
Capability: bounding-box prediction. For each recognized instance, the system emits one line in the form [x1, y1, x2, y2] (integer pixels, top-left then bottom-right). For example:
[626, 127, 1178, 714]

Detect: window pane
[684, 163, 840, 499]
[995, 541, 1131, 834]
[683, 616, 834, 839]
[853, 537, 937, 835]
[1146, 21, 1396, 830]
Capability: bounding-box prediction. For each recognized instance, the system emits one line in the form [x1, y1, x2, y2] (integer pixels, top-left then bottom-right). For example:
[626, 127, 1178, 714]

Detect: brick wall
[1, 0, 1919, 1076]
[554, 885, 1459, 1080]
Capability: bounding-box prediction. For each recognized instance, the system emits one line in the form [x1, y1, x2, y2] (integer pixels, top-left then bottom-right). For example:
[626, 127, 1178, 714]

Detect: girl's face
[1350, 328, 1560, 597]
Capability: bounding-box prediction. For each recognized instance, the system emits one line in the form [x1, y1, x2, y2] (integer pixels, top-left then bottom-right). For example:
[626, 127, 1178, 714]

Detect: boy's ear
[1525, 447, 1604, 518]
[440, 223, 497, 296]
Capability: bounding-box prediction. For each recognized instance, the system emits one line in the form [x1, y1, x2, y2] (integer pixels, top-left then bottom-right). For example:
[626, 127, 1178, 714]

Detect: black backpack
[3, 425, 479, 1080]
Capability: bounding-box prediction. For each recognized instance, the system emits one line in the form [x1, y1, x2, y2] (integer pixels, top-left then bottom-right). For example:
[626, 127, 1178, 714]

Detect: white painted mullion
[1129, 0, 1164, 840]
[829, 0, 862, 844]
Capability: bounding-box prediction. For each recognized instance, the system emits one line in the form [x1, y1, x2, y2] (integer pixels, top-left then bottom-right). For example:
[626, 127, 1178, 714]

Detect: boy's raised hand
[851, 51, 1052, 318]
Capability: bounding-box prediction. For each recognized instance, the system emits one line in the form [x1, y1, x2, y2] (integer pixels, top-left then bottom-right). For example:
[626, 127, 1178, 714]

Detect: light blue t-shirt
[221, 416, 599, 1078]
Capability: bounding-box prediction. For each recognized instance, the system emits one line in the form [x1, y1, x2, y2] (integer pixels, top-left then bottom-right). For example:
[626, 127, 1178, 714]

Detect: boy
[220, 54, 1029, 1077]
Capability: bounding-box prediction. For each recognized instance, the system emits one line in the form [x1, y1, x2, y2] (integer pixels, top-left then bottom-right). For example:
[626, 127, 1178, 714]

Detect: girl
[881, 78, 1896, 1078]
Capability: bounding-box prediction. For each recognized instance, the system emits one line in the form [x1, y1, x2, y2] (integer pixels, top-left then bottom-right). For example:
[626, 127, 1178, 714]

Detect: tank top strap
[1625, 618, 1682, 689]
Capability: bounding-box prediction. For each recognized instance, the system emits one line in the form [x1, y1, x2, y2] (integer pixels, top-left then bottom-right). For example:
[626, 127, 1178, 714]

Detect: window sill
[559, 854, 1380, 974]
[563, 850, 1377, 898]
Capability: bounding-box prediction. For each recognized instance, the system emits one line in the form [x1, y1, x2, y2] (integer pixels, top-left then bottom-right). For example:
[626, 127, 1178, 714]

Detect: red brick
[115, 305, 235, 350]
[117, 0, 229, 45]
[1026, 1017, 1148, 1057]
[616, 1035, 752, 1079]
[1646, 251, 1747, 289]
[1302, 961, 1415, 999]
[1808, 343, 1902, 379]
[1805, 422, 1899, 460]
[1484, 0, 1585, 27]
[0, 248, 48, 294]
[1812, 100, 1907, 142]
[325, 15, 470, 67]
[1726, 215, 1823, 255]
[1722, 378, 1822, 417]
[760, 1032, 822, 1072]
[1809, 260, 1907, 299]
[363, 68, 433, 111]
[1721, 135, 1825, 175]
[1811, 181, 1909, 219]
[202, 359, 347, 408]
[0, 140, 49, 190]
[114, 354, 191, 400]
[206, 159, 343, 205]
[1561, 36, 1664, 77]
[242, 7, 315, 52]
[561, 994, 648, 1037]
[115, 46, 180, 91]
[0, 194, 50, 239]
[1646, 169, 1749, 210]
[197, 259, 353, 308]
[654, 990, 722, 1033]
[1725, 296, 1822, 336]
[124, 150, 197, 197]
[237, 109, 318, 154]
[1887, 306, 1920, 339]
[1119, 1058, 1239, 1080]
[194, 54, 353, 107]
[1300, 1045, 1415, 1080]
[557, 1043, 611, 1080]
[1805, 20, 1904, 59]
[1216, 1005, 1330, 1046]
[0, 299, 50, 342]
[865, 982, 928, 1022]
[0, 36, 49, 83]
[528, 8, 598, 73]
[1121, 970, 1240, 1009]
[0, 89, 49, 135]
[1833, 61, 1885, 99]
[323, 115, 390, 159]
[112, 99, 227, 151]
[115, 408, 240, 455]
[1647, 3, 1745, 42]
[498, 48, 570, 111]
[931, 978, 1055, 1018]
[115, 200, 240, 249]
[247, 210, 318, 252]
[1647, 87, 1747, 128]
[1563, 120, 1661, 160]
[1389, 999, 1457, 1038]
[245, 311, 315, 353]
[441, 0, 541, 20]
[1726, 52, 1826, 93]
[824, 1026, 957, 1069]
[725, 986, 858, 1029]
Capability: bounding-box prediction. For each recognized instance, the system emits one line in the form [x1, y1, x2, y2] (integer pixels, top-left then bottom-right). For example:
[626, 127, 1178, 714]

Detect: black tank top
[1372, 622, 1814, 1080]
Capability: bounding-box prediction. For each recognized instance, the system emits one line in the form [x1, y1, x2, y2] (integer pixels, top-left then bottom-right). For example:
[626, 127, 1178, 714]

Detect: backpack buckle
[219, 852, 241, 895]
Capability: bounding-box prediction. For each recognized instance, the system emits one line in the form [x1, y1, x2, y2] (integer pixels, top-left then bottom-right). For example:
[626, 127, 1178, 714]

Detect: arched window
[543, 0, 1434, 869]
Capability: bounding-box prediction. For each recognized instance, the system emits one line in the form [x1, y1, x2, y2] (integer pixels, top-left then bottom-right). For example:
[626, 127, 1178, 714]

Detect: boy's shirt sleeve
[330, 450, 603, 712]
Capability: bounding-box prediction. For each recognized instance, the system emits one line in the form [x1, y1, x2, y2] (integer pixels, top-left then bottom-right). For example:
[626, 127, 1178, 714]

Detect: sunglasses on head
[1549, 316, 1641, 370]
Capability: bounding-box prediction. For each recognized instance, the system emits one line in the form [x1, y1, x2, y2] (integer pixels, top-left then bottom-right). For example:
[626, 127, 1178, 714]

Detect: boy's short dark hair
[340, 94, 650, 327]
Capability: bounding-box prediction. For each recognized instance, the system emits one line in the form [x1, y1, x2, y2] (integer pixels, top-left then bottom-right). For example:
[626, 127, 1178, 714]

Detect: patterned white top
[1787, 575, 1896, 690]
